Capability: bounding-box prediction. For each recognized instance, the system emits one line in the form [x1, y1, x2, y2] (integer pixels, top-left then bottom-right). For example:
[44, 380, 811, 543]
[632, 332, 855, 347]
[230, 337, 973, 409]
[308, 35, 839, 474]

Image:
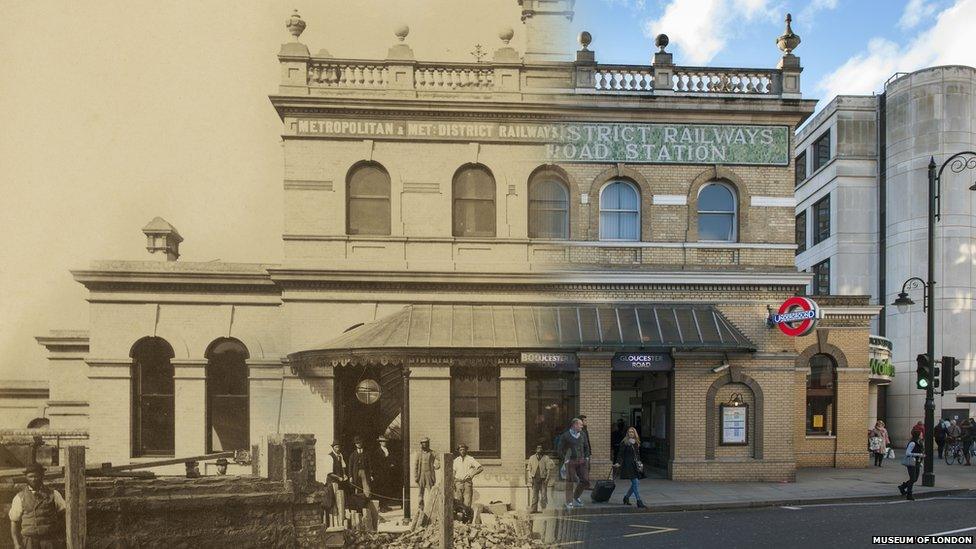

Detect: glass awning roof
[294, 304, 755, 356]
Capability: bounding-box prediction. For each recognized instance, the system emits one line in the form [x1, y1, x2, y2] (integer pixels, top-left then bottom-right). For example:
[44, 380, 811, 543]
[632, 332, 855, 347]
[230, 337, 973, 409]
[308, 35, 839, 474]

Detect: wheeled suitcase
[590, 466, 616, 503]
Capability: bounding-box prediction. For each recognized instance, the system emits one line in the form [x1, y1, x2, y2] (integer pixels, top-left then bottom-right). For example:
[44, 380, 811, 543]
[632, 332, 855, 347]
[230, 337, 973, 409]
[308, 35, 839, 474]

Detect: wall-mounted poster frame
[720, 403, 749, 446]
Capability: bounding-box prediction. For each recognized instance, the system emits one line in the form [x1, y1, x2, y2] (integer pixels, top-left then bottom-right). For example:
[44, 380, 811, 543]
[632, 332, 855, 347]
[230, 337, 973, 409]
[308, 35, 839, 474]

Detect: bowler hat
[420, 437, 430, 444]
[331, 441, 341, 447]
[23, 462, 44, 475]
[353, 436, 363, 444]
[215, 458, 229, 466]
[377, 436, 388, 442]
[457, 443, 468, 451]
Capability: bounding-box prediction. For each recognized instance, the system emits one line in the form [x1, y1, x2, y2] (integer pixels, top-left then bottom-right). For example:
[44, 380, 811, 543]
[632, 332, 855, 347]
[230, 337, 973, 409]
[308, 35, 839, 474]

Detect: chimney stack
[518, 0, 575, 63]
[142, 217, 182, 261]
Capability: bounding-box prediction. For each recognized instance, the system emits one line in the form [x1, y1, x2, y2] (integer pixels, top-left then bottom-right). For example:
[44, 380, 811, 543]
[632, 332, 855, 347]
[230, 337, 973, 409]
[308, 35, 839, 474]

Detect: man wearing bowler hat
[413, 437, 439, 509]
[214, 458, 229, 476]
[348, 436, 373, 498]
[9, 462, 65, 549]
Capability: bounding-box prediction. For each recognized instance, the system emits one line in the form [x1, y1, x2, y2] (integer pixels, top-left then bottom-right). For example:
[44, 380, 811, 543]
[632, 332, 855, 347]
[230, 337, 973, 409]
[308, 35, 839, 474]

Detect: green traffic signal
[916, 354, 932, 390]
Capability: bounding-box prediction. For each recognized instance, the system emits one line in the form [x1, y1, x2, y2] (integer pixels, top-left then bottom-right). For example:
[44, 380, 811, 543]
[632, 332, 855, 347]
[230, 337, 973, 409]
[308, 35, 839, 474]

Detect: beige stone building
[34, 2, 882, 511]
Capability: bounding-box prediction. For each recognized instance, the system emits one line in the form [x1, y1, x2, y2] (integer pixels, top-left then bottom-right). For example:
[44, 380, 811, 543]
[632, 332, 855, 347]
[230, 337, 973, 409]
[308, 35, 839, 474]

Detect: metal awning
[291, 304, 754, 363]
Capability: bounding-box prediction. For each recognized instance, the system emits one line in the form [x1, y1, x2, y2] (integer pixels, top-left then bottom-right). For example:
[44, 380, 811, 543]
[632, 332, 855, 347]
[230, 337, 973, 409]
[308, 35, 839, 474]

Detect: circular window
[355, 379, 382, 405]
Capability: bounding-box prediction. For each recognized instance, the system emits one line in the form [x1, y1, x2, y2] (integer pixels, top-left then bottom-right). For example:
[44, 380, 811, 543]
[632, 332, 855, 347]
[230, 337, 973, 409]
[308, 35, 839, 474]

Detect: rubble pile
[343, 520, 547, 549]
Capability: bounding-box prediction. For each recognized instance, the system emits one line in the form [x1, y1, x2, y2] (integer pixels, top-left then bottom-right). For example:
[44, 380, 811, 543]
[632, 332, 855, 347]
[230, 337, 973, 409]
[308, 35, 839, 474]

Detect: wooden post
[335, 484, 346, 528]
[251, 443, 260, 476]
[65, 446, 86, 549]
[440, 452, 453, 549]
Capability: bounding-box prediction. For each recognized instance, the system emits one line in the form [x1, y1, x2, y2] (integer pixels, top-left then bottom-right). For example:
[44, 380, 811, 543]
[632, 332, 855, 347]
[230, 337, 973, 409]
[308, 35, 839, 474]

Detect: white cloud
[797, 0, 839, 27]
[600, 0, 647, 11]
[642, 0, 776, 64]
[818, 0, 976, 99]
[898, 0, 938, 29]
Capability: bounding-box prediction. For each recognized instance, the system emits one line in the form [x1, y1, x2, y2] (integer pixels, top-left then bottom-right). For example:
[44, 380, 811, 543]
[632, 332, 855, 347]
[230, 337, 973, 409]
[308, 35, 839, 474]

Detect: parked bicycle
[944, 439, 964, 465]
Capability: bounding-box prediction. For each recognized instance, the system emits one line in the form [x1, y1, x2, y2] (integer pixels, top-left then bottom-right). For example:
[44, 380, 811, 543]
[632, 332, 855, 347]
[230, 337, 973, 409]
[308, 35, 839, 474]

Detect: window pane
[795, 152, 807, 186]
[210, 396, 248, 451]
[140, 395, 174, 453]
[454, 167, 495, 199]
[349, 165, 391, 198]
[348, 197, 392, 235]
[452, 372, 500, 455]
[795, 211, 807, 254]
[529, 179, 569, 239]
[600, 211, 639, 240]
[209, 351, 248, 395]
[698, 184, 734, 212]
[601, 182, 638, 210]
[806, 354, 835, 434]
[698, 213, 733, 241]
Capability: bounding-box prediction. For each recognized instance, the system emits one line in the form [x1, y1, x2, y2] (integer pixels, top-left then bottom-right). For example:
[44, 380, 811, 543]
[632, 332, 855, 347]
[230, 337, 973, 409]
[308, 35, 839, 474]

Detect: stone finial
[776, 13, 801, 54]
[142, 217, 182, 262]
[394, 24, 410, 42]
[286, 10, 306, 41]
[655, 34, 669, 53]
[578, 31, 592, 51]
[499, 27, 515, 45]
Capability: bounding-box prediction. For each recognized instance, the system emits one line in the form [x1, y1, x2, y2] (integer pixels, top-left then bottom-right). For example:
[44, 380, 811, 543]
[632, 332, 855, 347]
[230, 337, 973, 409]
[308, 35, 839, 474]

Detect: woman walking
[898, 429, 924, 500]
[868, 425, 885, 467]
[614, 427, 646, 509]
[875, 420, 891, 459]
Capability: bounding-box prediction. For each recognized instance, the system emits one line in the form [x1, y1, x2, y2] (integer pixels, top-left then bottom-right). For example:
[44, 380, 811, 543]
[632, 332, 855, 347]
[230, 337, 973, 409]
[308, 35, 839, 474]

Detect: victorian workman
[525, 443, 555, 513]
[413, 437, 440, 507]
[9, 462, 66, 549]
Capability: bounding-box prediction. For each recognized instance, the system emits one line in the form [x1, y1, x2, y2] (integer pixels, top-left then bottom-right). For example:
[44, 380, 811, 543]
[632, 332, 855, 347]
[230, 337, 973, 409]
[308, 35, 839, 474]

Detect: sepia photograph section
[1, 1, 891, 548]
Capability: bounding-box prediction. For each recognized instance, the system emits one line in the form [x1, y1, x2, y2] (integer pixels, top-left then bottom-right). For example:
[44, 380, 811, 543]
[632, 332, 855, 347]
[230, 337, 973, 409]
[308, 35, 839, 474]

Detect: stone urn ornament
[776, 13, 800, 54]
[286, 9, 306, 41]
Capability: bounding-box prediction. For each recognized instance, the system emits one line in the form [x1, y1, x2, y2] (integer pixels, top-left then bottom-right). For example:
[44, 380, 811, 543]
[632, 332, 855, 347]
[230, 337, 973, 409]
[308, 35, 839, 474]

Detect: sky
[1, 0, 975, 381]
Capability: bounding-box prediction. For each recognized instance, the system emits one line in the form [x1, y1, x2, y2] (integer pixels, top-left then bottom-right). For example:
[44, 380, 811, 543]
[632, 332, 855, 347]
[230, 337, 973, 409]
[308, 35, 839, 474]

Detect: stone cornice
[270, 95, 816, 125]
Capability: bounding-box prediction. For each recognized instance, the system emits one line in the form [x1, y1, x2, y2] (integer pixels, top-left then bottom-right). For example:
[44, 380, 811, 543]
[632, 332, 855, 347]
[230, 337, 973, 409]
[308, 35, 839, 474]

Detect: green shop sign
[294, 118, 790, 166]
[870, 358, 895, 377]
[545, 123, 789, 166]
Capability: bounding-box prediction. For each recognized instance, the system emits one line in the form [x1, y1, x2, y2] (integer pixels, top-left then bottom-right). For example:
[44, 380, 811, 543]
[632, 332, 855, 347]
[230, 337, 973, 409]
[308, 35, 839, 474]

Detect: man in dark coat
[373, 436, 396, 510]
[348, 436, 373, 498]
[557, 418, 590, 509]
[9, 462, 66, 549]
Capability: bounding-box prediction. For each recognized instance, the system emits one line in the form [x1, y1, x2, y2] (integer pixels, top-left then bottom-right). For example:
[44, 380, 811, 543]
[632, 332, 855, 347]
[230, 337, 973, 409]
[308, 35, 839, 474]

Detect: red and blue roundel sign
[770, 297, 821, 337]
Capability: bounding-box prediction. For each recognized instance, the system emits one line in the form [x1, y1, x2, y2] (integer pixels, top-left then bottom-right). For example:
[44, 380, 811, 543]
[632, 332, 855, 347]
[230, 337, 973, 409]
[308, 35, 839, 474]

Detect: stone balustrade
[670, 67, 779, 95]
[278, 12, 803, 100]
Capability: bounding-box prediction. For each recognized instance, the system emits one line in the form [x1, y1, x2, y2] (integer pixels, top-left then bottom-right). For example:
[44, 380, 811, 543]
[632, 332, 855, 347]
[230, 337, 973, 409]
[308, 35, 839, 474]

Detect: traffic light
[942, 355, 961, 391]
[916, 354, 933, 390]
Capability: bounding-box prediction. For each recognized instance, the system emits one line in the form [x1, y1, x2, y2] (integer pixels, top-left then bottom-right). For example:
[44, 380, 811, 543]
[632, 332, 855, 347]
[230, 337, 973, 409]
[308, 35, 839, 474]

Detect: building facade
[794, 66, 976, 445]
[34, 4, 881, 509]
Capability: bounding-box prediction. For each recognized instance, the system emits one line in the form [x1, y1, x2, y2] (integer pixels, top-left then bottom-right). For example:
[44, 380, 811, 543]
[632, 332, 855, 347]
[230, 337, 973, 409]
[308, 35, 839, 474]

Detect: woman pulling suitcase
[614, 427, 647, 508]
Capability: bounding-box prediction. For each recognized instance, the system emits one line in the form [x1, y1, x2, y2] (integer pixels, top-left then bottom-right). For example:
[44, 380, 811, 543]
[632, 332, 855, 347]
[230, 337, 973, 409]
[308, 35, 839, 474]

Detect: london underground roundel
[770, 297, 821, 337]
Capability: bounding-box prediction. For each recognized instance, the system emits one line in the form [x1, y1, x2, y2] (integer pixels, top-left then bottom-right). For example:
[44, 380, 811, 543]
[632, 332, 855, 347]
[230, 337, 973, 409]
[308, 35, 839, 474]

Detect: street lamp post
[892, 151, 976, 488]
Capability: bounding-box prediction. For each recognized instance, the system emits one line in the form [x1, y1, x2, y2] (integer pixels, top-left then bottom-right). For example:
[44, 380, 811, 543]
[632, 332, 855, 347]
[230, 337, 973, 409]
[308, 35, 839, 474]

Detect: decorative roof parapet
[274, 11, 804, 100]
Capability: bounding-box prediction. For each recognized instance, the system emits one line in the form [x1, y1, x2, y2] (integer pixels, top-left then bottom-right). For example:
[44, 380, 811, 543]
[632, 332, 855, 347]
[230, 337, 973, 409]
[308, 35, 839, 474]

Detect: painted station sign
[768, 297, 821, 337]
[520, 352, 579, 370]
[293, 119, 790, 166]
[611, 352, 674, 371]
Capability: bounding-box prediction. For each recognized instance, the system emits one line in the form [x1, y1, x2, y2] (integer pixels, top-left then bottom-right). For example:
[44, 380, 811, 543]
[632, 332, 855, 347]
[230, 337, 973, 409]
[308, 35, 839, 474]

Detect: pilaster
[578, 352, 611, 465]
[172, 359, 207, 458]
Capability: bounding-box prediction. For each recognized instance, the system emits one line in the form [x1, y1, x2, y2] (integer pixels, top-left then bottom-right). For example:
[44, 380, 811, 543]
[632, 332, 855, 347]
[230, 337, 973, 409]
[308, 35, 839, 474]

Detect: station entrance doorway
[610, 353, 672, 477]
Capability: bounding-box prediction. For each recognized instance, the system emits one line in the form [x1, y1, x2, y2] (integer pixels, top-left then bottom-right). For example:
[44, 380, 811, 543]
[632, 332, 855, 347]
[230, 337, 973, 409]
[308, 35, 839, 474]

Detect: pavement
[552, 491, 976, 548]
[552, 459, 975, 514]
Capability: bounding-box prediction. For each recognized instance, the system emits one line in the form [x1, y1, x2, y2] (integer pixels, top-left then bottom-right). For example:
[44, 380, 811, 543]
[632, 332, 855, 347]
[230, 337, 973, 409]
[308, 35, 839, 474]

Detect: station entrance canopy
[289, 304, 755, 369]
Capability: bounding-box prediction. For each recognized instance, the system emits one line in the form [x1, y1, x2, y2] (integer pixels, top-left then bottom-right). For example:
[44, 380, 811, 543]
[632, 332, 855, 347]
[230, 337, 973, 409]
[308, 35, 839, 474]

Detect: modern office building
[794, 65, 976, 445]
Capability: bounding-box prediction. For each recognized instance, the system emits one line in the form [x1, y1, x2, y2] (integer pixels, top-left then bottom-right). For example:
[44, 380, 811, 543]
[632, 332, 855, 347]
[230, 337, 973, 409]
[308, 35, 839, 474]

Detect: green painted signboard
[294, 119, 790, 166]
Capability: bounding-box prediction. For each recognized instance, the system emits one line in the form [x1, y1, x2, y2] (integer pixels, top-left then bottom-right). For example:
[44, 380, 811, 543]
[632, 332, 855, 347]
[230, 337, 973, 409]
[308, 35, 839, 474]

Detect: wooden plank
[440, 452, 453, 549]
[84, 451, 234, 474]
[65, 446, 86, 549]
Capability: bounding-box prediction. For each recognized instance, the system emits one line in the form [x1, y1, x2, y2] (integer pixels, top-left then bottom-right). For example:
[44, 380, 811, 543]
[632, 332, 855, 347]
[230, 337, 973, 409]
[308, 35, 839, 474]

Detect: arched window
[599, 180, 640, 241]
[453, 165, 496, 237]
[697, 182, 737, 241]
[206, 338, 249, 453]
[347, 162, 391, 235]
[806, 354, 837, 435]
[528, 173, 569, 239]
[131, 337, 175, 456]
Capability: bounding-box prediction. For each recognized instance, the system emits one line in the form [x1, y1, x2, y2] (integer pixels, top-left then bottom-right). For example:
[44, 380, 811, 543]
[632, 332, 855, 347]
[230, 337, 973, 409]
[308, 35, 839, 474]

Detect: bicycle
[944, 440, 964, 465]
